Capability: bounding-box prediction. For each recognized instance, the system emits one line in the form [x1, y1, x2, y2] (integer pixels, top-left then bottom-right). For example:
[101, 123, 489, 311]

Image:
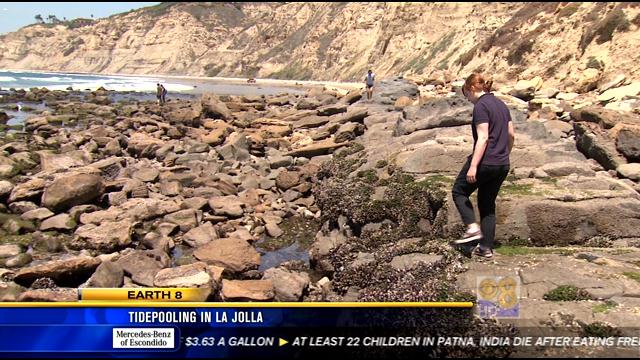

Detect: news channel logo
[476, 275, 520, 319]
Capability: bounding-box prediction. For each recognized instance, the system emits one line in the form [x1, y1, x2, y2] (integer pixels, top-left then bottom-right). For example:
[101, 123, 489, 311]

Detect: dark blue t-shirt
[472, 93, 511, 166]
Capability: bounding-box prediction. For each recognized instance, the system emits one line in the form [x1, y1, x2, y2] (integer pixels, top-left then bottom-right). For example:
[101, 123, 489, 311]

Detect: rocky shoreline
[0, 76, 639, 355]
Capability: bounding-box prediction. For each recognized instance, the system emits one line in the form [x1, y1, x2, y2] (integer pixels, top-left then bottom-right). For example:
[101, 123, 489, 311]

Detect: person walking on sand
[450, 73, 515, 259]
[364, 69, 375, 100]
[156, 83, 167, 105]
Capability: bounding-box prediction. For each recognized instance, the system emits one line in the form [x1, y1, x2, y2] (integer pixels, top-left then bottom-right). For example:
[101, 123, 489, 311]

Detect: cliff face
[0, 2, 639, 88]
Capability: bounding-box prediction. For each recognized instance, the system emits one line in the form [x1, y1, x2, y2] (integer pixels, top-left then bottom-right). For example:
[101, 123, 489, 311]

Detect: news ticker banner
[0, 302, 639, 358]
[0, 285, 637, 358]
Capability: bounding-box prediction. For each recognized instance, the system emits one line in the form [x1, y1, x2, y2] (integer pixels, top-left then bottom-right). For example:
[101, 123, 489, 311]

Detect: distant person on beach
[450, 73, 515, 259]
[157, 83, 167, 105]
[364, 69, 375, 100]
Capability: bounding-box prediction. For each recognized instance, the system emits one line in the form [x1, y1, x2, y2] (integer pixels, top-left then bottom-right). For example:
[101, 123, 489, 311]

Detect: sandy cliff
[0, 2, 639, 88]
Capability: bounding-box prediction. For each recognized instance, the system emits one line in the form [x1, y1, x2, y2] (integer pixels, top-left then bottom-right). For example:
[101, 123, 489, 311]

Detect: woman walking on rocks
[451, 73, 515, 258]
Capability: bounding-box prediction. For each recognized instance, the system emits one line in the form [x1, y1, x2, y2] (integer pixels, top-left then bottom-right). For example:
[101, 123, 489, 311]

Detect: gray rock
[39, 213, 76, 231]
[8, 201, 39, 214]
[269, 155, 294, 169]
[84, 261, 124, 288]
[262, 267, 310, 301]
[193, 238, 260, 273]
[70, 220, 135, 253]
[13, 256, 101, 287]
[154, 262, 212, 291]
[0, 181, 14, 198]
[616, 128, 640, 162]
[183, 222, 218, 248]
[389, 253, 443, 271]
[220, 279, 275, 301]
[160, 181, 182, 196]
[164, 209, 199, 232]
[208, 196, 244, 218]
[4, 253, 32, 268]
[0, 281, 26, 301]
[617, 163, 640, 181]
[201, 93, 232, 120]
[265, 222, 284, 238]
[42, 174, 104, 212]
[17, 288, 77, 302]
[282, 189, 302, 202]
[116, 249, 171, 287]
[0, 244, 22, 259]
[539, 162, 596, 177]
[334, 122, 366, 143]
[8, 178, 46, 204]
[133, 168, 160, 182]
[142, 232, 174, 253]
[21, 208, 55, 221]
[218, 132, 251, 162]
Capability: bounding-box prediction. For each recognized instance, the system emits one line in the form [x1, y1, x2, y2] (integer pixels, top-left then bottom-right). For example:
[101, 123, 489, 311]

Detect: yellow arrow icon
[279, 338, 288, 346]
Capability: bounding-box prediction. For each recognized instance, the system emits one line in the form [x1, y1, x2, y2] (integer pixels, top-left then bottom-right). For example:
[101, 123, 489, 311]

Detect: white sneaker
[452, 227, 483, 244]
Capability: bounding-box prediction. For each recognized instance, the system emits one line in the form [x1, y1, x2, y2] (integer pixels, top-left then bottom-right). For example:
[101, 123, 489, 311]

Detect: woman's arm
[508, 121, 515, 153]
[466, 122, 489, 183]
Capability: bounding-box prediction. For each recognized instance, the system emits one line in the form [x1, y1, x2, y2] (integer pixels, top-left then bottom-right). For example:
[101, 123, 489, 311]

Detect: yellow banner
[80, 288, 212, 302]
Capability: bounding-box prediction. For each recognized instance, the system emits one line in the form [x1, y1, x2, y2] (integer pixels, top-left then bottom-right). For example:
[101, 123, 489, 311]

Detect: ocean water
[0, 70, 306, 96]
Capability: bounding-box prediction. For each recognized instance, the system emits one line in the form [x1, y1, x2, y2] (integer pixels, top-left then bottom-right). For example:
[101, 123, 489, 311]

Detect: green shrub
[557, 3, 581, 18]
[623, 272, 640, 283]
[582, 322, 622, 337]
[543, 285, 592, 301]
[375, 160, 388, 169]
[586, 56, 604, 70]
[592, 300, 617, 314]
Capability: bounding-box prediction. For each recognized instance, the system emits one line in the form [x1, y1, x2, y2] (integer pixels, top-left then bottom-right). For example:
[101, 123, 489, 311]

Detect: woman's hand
[467, 166, 478, 183]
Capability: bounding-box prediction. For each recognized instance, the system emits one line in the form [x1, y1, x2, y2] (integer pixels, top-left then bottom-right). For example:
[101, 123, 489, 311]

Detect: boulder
[193, 238, 260, 273]
[389, 253, 443, 271]
[21, 208, 54, 221]
[84, 261, 124, 288]
[116, 249, 171, 287]
[262, 267, 310, 301]
[183, 222, 218, 248]
[276, 170, 301, 190]
[334, 122, 366, 143]
[617, 164, 640, 182]
[70, 220, 135, 253]
[13, 256, 101, 287]
[201, 94, 232, 120]
[17, 288, 77, 302]
[37, 150, 89, 172]
[597, 74, 626, 93]
[8, 178, 46, 203]
[510, 77, 543, 101]
[164, 209, 199, 232]
[220, 279, 275, 301]
[218, 132, 251, 161]
[208, 196, 244, 218]
[598, 82, 640, 103]
[154, 262, 213, 292]
[39, 213, 76, 231]
[42, 174, 104, 212]
[539, 162, 596, 177]
[616, 127, 640, 162]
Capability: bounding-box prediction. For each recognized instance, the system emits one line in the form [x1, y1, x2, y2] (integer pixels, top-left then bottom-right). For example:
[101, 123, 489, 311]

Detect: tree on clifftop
[47, 14, 61, 24]
[34, 14, 44, 24]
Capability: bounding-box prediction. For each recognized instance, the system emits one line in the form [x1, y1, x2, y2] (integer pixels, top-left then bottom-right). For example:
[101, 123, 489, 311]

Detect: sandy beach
[0, 68, 364, 93]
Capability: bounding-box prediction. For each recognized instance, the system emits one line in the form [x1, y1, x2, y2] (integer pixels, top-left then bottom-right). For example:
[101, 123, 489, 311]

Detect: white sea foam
[20, 76, 77, 82]
[0, 76, 16, 82]
[41, 81, 194, 92]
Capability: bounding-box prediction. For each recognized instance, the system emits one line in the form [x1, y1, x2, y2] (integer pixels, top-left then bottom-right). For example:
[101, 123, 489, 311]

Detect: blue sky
[0, 2, 160, 35]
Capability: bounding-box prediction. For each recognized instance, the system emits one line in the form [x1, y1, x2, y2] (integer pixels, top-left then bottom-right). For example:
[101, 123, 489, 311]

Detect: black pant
[451, 157, 509, 249]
